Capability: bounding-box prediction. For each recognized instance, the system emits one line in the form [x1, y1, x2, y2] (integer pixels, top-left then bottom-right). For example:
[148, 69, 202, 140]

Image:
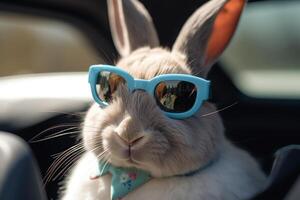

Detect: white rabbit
[61, 0, 266, 199]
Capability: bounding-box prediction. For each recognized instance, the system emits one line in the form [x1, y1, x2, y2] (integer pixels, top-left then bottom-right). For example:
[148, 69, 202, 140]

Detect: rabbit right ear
[173, 0, 246, 77]
[107, 0, 159, 57]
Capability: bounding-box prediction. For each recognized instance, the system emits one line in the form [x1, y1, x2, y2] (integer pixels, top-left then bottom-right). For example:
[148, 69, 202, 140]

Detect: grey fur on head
[83, 0, 244, 177]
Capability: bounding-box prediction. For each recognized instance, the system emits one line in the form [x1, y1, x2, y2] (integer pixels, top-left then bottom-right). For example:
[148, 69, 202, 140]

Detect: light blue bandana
[98, 162, 151, 200]
[96, 160, 214, 200]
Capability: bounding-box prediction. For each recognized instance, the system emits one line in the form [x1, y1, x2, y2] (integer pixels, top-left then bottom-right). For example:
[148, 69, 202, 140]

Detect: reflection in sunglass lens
[96, 71, 126, 103]
[154, 80, 197, 113]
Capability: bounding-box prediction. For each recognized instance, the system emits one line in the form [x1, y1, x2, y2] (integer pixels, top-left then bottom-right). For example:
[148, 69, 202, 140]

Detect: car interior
[0, 0, 299, 199]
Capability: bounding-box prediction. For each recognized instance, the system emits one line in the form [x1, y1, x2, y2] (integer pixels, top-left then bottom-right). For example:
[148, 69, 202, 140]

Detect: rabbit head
[83, 0, 246, 177]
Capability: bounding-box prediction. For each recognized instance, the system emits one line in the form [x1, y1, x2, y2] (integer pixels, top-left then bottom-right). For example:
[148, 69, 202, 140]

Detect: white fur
[61, 1, 266, 199]
[61, 141, 266, 200]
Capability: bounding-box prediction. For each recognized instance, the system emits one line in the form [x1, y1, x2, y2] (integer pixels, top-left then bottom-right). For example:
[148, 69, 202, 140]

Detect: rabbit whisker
[200, 102, 238, 117]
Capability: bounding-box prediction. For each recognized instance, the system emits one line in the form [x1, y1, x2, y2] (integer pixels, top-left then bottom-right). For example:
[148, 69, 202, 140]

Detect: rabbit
[60, 0, 266, 199]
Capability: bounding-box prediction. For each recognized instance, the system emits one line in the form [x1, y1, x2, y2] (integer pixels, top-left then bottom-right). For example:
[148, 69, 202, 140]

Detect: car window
[0, 12, 103, 77]
[221, 0, 300, 99]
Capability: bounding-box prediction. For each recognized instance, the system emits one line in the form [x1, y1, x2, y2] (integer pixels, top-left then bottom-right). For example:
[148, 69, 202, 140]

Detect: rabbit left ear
[107, 0, 159, 57]
[173, 0, 246, 77]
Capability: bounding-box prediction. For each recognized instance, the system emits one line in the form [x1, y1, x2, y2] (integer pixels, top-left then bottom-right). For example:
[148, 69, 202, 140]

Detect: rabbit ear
[107, 0, 159, 56]
[173, 0, 246, 77]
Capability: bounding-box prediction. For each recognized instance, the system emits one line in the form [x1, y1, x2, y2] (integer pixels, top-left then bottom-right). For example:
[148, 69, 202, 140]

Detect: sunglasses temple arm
[207, 86, 214, 102]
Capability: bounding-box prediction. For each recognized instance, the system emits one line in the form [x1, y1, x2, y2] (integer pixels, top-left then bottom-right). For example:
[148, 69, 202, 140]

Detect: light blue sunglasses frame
[88, 64, 210, 119]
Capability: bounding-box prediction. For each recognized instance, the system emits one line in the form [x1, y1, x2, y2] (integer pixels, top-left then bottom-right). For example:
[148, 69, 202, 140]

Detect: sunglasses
[88, 65, 210, 119]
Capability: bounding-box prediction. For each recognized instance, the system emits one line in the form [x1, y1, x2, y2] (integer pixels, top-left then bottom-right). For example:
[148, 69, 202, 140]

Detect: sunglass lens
[96, 71, 126, 103]
[154, 80, 197, 113]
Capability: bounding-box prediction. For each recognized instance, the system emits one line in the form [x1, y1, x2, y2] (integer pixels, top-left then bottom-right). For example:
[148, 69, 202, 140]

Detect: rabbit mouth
[106, 150, 146, 170]
[126, 157, 140, 165]
[100, 135, 147, 169]
[113, 142, 147, 167]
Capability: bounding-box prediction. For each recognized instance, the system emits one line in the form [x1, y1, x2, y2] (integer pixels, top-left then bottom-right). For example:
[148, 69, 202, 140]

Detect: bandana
[94, 160, 214, 200]
[97, 162, 151, 200]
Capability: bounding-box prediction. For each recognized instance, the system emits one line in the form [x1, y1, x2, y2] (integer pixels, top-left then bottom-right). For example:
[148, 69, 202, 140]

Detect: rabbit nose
[117, 134, 145, 147]
[114, 116, 144, 145]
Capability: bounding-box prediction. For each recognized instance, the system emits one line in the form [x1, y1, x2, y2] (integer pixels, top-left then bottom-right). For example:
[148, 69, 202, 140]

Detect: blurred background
[0, 0, 299, 199]
[0, 12, 101, 76]
[0, 0, 300, 99]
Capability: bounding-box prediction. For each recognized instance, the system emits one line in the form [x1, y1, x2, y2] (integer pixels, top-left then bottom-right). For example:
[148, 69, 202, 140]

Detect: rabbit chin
[100, 127, 173, 177]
